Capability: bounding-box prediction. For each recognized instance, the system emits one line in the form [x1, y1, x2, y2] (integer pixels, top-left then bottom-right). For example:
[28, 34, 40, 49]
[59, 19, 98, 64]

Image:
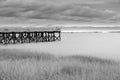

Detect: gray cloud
[0, 0, 119, 24]
[66, 7, 116, 18]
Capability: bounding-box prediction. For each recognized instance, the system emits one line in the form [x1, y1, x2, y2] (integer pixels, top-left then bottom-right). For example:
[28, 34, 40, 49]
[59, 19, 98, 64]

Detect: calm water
[1, 32, 120, 60]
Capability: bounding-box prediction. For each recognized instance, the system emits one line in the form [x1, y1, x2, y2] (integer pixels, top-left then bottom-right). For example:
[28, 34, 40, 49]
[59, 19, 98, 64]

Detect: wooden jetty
[0, 27, 61, 45]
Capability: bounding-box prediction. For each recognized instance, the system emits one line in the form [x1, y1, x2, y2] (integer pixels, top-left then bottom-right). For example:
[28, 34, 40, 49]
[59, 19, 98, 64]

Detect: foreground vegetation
[0, 49, 120, 80]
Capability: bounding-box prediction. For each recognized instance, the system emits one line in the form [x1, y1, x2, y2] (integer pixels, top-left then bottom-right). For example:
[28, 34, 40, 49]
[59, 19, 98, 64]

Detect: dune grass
[0, 49, 120, 80]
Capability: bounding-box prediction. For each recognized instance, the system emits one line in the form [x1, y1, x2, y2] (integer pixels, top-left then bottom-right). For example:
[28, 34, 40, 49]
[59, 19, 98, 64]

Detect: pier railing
[0, 27, 61, 45]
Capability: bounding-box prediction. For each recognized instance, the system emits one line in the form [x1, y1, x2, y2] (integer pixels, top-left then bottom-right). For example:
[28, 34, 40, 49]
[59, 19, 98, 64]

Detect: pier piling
[0, 28, 61, 45]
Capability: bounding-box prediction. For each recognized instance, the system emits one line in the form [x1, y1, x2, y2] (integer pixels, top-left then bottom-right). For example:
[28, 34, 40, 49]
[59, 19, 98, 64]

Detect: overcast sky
[0, 0, 120, 25]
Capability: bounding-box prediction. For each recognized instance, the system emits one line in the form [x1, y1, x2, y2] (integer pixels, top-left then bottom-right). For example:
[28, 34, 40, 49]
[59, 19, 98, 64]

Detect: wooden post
[3, 33, 7, 44]
[0, 32, 2, 44]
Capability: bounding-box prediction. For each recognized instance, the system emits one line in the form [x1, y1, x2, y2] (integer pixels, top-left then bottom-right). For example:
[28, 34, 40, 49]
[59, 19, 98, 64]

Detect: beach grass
[0, 49, 120, 80]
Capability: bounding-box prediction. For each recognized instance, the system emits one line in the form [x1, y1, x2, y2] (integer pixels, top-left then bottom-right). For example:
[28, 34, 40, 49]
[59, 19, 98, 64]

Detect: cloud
[2, 0, 105, 5]
[109, 14, 120, 22]
[61, 6, 119, 22]
[0, 0, 119, 24]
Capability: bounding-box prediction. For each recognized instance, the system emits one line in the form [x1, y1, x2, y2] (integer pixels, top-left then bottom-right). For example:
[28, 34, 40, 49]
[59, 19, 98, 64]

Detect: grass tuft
[0, 49, 120, 80]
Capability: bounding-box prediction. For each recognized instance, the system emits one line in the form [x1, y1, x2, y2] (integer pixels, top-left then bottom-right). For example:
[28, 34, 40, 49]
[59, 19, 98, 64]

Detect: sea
[1, 27, 120, 61]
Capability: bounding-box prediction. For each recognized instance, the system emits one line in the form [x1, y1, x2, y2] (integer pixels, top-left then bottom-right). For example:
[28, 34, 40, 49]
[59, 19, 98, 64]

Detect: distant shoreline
[61, 30, 120, 33]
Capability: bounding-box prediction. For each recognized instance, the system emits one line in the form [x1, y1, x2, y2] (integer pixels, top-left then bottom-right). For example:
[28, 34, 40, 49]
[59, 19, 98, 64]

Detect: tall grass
[0, 49, 120, 80]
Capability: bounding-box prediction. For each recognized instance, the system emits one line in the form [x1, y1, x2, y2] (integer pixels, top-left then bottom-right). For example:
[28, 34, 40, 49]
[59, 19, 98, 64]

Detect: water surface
[0, 32, 120, 60]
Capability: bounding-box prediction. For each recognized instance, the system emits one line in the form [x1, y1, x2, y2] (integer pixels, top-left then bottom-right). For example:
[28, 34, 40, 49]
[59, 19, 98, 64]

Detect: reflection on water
[0, 32, 120, 60]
